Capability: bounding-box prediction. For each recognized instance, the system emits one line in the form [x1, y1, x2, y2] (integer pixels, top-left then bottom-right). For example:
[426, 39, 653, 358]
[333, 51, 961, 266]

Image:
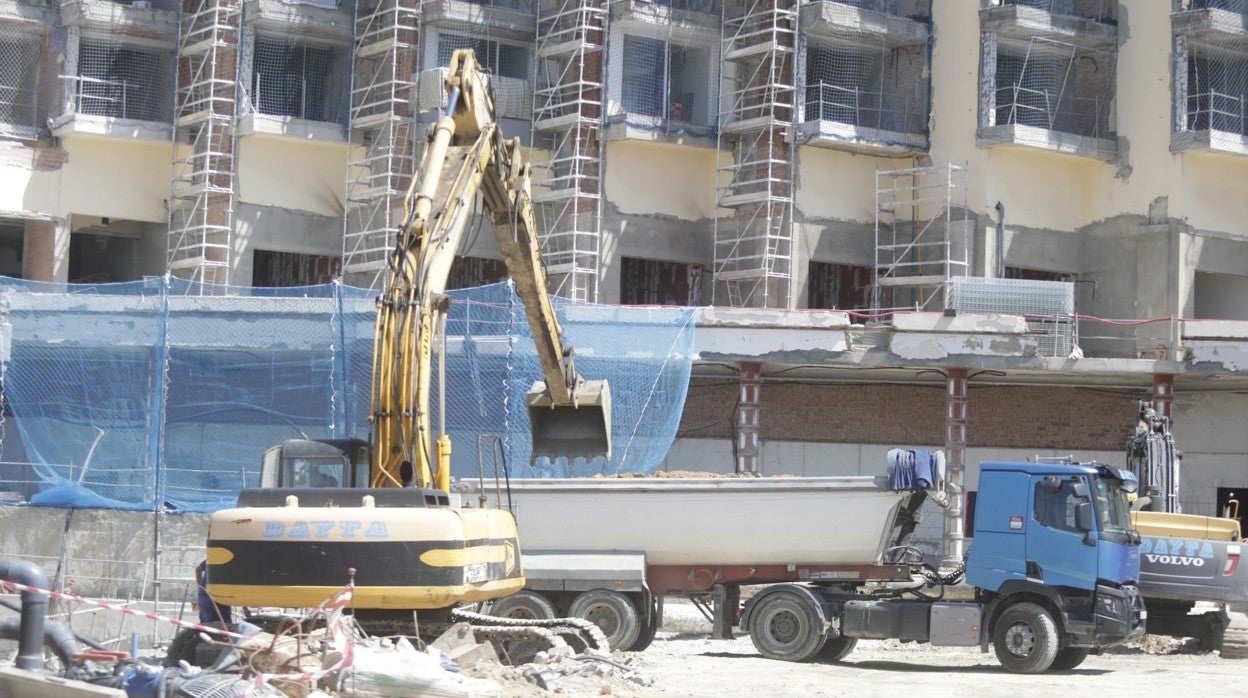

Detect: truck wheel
[993, 602, 1059, 674]
[748, 591, 826, 662]
[489, 590, 557, 620]
[1049, 647, 1090, 670]
[628, 600, 661, 652]
[816, 636, 857, 662]
[569, 589, 640, 652]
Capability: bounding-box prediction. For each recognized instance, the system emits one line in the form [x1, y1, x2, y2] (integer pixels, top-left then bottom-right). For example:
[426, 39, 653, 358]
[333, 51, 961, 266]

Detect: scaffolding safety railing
[167, 0, 241, 290]
[341, 0, 421, 288]
[531, 0, 608, 302]
[713, 0, 797, 309]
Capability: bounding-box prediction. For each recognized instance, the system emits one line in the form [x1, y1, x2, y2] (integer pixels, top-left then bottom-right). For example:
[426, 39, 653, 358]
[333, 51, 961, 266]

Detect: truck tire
[629, 600, 661, 652]
[748, 590, 826, 663]
[816, 636, 857, 662]
[1049, 647, 1090, 670]
[992, 602, 1059, 674]
[488, 590, 558, 620]
[569, 589, 640, 652]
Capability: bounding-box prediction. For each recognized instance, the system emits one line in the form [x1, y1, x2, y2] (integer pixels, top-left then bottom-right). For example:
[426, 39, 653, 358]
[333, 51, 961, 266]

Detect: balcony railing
[803, 81, 924, 135]
[62, 74, 171, 122]
[994, 84, 1109, 138]
[1183, 89, 1248, 134]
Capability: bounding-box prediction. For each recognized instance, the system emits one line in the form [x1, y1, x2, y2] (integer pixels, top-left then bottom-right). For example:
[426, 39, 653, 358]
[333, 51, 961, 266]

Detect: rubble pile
[462, 644, 653, 697]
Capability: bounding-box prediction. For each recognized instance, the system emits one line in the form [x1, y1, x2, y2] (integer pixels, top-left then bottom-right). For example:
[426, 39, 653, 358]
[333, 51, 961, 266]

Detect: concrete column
[23, 219, 68, 283]
[979, 32, 997, 128]
[1152, 373, 1174, 422]
[943, 368, 968, 567]
[735, 362, 762, 474]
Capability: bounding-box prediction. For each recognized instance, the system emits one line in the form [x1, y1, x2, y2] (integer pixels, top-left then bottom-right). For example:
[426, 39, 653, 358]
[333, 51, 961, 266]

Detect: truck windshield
[1094, 477, 1135, 538]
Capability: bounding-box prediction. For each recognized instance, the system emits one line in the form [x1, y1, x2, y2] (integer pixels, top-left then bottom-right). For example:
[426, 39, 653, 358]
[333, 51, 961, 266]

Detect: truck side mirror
[1072, 482, 1090, 499]
[1041, 475, 1061, 493]
[1076, 501, 1094, 532]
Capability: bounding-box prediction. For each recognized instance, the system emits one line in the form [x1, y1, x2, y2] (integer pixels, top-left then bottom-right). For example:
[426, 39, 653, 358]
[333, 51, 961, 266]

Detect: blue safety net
[0, 276, 695, 512]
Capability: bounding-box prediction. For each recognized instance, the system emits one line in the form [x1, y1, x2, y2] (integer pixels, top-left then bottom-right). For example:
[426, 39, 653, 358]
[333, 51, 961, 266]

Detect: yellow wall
[605, 140, 718, 220]
[795, 147, 894, 223]
[237, 136, 347, 217]
[0, 136, 173, 222]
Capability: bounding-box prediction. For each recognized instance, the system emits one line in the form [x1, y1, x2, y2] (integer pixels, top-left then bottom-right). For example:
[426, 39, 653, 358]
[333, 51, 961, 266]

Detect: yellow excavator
[1127, 401, 1247, 657]
[200, 50, 610, 628]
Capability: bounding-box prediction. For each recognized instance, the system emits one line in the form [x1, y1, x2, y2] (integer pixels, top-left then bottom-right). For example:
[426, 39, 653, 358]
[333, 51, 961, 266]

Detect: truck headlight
[1096, 593, 1121, 617]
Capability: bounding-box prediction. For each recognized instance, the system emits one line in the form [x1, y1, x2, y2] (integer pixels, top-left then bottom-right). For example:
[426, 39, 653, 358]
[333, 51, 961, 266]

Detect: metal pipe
[994, 201, 1005, 278]
[0, 557, 50, 670]
[0, 616, 82, 667]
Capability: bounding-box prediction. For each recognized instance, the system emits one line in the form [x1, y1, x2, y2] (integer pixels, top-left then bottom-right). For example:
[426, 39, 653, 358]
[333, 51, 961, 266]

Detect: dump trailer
[463, 458, 1145, 673]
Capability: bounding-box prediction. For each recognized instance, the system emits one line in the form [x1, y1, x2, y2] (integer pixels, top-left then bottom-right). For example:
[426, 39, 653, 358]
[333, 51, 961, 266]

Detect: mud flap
[527, 379, 611, 463]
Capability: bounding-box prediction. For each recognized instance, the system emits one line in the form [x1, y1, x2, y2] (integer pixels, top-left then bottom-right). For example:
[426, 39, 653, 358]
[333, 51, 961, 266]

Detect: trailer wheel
[1049, 647, 1090, 671]
[628, 599, 661, 652]
[748, 591, 826, 662]
[488, 591, 558, 620]
[816, 636, 857, 662]
[992, 602, 1059, 673]
[569, 589, 640, 652]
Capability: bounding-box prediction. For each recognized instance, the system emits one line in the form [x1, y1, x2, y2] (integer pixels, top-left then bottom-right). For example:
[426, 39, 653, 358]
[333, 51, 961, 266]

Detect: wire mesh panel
[618, 33, 714, 125]
[993, 37, 1113, 139]
[1183, 0, 1247, 10]
[436, 32, 531, 80]
[1183, 42, 1248, 135]
[948, 276, 1076, 356]
[803, 37, 926, 135]
[0, 29, 40, 130]
[250, 34, 348, 122]
[75, 37, 174, 122]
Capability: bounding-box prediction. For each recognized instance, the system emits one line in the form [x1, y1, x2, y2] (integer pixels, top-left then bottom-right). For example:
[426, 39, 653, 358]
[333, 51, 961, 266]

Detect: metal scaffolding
[532, 0, 607, 302]
[713, 0, 797, 309]
[341, 0, 421, 289]
[168, 0, 241, 288]
[873, 162, 970, 312]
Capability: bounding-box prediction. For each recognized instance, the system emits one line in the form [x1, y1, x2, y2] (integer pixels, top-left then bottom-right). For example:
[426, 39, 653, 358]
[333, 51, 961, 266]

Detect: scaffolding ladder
[341, 0, 422, 290]
[168, 0, 241, 289]
[531, 0, 607, 303]
[713, 0, 797, 309]
[873, 163, 970, 312]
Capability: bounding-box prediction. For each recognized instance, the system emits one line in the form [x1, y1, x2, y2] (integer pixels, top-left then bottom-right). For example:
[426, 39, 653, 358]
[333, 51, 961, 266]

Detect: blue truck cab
[967, 461, 1146, 667]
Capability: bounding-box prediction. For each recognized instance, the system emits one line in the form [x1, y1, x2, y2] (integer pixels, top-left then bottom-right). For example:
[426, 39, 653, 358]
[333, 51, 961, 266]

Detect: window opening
[252, 35, 346, 122]
[0, 29, 39, 129]
[76, 37, 173, 122]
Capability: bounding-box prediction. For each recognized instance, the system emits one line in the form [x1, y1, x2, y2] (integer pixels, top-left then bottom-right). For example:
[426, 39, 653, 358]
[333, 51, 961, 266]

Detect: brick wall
[679, 378, 1138, 451]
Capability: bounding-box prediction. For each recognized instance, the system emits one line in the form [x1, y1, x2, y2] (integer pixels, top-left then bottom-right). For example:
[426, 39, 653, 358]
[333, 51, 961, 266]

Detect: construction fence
[0, 276, 697, 513]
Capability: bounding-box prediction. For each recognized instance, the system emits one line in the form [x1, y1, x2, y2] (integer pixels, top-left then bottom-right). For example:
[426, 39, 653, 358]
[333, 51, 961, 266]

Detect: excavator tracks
[1221, 613, 1248, 659]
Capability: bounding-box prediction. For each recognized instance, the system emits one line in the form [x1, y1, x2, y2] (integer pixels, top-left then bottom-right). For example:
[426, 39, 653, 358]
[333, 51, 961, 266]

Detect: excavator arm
[370, 49, 610, 492]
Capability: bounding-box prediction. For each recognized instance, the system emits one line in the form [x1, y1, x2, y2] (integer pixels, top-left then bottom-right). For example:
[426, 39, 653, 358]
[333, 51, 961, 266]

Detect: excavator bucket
[527, 379, 612, 463]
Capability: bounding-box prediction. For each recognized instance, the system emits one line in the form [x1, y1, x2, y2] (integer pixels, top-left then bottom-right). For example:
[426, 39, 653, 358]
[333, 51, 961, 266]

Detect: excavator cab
[527, 378, 612, 463]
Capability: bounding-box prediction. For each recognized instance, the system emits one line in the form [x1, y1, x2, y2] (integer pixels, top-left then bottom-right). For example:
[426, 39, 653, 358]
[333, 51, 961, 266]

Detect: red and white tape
[0, 577, 245, 641]
[1, 573, 359, 688]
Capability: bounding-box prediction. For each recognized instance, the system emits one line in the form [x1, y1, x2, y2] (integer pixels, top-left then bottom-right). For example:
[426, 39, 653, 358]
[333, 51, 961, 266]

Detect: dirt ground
[473, 603, 1248, 698]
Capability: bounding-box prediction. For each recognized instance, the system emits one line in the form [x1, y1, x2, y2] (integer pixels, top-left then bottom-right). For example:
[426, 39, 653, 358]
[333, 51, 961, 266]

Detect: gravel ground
[470, 603, 1248, 698]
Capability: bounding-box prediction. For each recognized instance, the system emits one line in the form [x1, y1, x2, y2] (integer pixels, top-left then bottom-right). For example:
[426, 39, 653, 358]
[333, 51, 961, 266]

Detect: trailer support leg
[711, 583, 739, 639]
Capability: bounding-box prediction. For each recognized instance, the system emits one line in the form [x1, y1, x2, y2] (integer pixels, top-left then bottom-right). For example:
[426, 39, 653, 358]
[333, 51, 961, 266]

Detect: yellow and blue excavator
[1127, 401, 1247, 657]
[199, 49, 610, 630]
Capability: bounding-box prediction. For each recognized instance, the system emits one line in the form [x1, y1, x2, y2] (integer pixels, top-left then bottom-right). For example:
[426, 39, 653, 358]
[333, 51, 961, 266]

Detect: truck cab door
[1027, 475, 1098, 590]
